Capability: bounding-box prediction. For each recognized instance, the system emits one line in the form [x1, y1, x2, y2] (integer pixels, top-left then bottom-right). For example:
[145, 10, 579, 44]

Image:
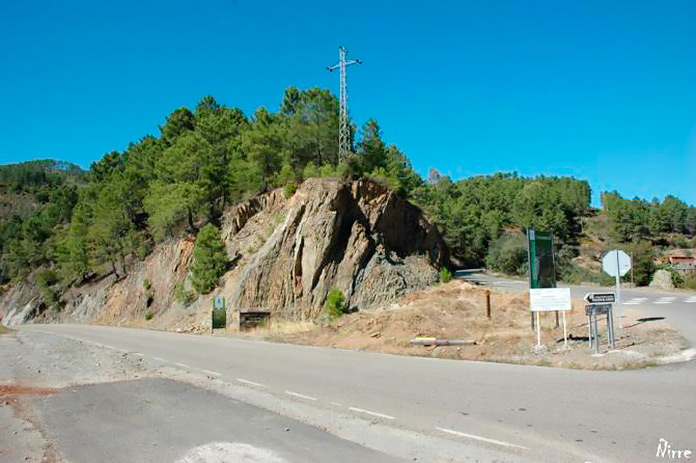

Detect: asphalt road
[37, 378, 404, 463]
[21, 309, 696, 463]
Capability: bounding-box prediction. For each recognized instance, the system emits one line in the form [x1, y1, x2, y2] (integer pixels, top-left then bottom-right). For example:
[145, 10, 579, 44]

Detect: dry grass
[0, 325, 14, 334]
[243, 319, 316, 340]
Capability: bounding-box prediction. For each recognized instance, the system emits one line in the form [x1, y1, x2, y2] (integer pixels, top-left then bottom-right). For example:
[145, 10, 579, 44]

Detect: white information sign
[214, 296, 225, 309]
[530, 288, 572, 312]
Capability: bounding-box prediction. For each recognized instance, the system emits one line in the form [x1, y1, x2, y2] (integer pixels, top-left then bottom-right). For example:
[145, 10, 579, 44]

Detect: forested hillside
[0, 87, 694, 294]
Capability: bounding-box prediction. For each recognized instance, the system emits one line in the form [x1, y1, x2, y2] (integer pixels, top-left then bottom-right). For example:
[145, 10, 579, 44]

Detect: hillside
[1, 89, 694, 328]
[0, 159, 84, 221]
[0, 178, 446, 329]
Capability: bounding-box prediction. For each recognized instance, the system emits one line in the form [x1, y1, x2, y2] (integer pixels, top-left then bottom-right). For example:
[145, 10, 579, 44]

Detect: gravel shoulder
[0, 329, 154, 463]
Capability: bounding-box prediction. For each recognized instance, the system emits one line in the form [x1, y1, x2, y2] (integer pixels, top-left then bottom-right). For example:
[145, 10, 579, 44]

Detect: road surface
[20, 311, 696, 463]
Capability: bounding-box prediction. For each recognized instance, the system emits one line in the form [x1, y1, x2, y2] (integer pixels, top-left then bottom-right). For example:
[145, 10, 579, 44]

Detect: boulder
[649, 269, 674, 290]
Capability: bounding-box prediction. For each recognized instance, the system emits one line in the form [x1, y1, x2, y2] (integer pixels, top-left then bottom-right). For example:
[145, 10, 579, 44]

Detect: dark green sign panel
[527, 229, 556, 289]
[212, 296, 227, 330]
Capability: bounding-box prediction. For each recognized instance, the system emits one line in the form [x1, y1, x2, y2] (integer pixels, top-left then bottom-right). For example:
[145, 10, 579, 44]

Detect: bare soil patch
[282, 281, 689, 370]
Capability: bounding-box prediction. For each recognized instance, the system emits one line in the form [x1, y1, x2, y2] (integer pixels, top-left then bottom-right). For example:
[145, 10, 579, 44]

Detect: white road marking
[175, 362, 190, 368]
[435, 427, 529, 450]
[349, 407, 395, 420]
[685, 297, 696, 303]
[104, 345, 115, 349]
[236, 378, 267, 388]
[153, 357, 167, 362]
[202, 369, 221, 376]
[132, 352, 144, 357]
[625, 297, 648, 305]
[331, 402, 342, 406]
[655, 297, 676, 305]
[285, 391, 317, 401]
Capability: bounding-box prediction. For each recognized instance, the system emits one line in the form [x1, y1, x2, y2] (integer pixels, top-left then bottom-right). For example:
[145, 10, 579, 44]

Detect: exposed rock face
[0, 178, 448, 328]
[0, 281, 42, 326]
[228, 179, 447, 318]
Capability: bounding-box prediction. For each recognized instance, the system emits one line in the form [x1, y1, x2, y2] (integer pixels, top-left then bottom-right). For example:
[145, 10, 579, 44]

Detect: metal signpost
[212, 296, 227, 332]
[584, 292, 616, 353]
[527, 229, 557, 331]
[530, 288, 572, 348]
[601, 250, 631, 330]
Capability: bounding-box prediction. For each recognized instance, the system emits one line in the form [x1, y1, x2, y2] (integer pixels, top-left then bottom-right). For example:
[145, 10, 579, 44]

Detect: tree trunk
[188, 207, 195, 231]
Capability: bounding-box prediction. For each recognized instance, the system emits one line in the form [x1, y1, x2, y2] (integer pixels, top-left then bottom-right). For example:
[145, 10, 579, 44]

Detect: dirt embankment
[282, 281, 689, 370]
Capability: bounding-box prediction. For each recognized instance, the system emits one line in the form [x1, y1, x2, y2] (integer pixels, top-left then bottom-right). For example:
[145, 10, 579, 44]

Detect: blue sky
[1, 0, 694, 206]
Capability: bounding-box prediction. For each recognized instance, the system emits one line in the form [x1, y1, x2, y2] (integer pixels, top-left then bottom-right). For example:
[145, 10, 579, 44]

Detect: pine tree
[190, 224, 228, 294]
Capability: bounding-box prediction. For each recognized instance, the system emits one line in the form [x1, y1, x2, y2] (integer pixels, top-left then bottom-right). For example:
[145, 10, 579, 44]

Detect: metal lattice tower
[327, 46, 361, 165]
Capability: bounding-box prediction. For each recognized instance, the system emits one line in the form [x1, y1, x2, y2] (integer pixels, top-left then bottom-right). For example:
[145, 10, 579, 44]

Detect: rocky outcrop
[228, 179, 446, 319]
[650, 269, 675, 290]
[0, 281, 42, 326]
[0, 178, 448, 328]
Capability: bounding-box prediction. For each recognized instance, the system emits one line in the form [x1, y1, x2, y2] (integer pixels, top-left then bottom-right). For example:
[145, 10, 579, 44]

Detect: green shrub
[35, 269, 61, 310]
[623, 241, 655, 286]
[439, 267, 453, 283]
[274, 164, 295, 187]
[679, 272, 696, 290]
[559, 266, 613, 286]
[174, 283, 196, 306]
[302, 162, 320, 180]
[283, 181, 297, 198]
[324, 286, 346, 321]
[190, 224, 228, 294]
[143, 278, 152, 291]
[485, 233, 528, 275]
[144, 310, 154, 320]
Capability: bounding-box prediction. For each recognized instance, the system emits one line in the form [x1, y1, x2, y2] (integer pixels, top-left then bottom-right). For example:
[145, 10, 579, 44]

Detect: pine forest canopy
[0, 87, 694, 290]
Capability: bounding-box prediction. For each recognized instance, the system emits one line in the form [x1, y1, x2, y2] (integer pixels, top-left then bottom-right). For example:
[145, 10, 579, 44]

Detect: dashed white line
[285, 391, 318, 401]
[174, 362, 190, 368]
[132, 352, 144, 357]
[685, 297, 696, 303]
[655, 297, 676, 305]
[349, 407, 395, 420]
[202, 369, 221, 376]
[331, 402, 342, 406]
[152, 357, 166, 362]
[435, 427, 529, 450]
[237, 378, 267, 388]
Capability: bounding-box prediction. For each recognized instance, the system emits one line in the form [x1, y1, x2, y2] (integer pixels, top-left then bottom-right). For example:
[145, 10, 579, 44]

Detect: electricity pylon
[327, 46, 361, 165]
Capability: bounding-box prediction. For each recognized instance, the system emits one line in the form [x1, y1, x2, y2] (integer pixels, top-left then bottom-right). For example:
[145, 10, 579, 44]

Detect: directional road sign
[584, 292, 616, 304]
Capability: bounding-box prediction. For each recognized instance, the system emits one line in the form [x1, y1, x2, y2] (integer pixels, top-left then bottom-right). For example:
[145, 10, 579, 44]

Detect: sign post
[601, 250, 631, 330]
[584, 293, 616, 352]
[530, 288, 572, 349]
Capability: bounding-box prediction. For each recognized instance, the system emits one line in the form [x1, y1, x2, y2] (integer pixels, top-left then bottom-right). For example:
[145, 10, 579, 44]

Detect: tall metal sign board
[527, 229, 557, 330]
[527, 230, 556, 289]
